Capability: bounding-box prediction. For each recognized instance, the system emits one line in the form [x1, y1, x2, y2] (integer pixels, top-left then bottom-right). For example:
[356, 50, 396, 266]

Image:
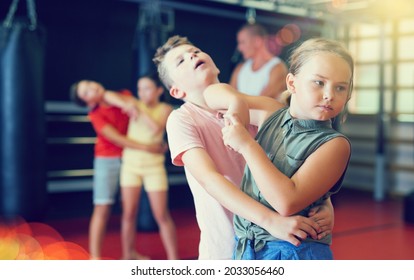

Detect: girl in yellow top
[120, 73, 178, 260]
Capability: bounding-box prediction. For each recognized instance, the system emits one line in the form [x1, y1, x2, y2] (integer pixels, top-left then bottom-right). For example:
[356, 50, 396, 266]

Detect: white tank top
[237, 57, 281, 96]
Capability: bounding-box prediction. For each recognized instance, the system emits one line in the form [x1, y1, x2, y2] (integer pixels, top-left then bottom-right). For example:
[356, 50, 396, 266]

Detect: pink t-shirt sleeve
[166, 109, 203, 166]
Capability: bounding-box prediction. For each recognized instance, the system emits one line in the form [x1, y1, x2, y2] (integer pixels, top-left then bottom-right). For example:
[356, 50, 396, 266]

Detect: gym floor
[39, 187, 414, 260]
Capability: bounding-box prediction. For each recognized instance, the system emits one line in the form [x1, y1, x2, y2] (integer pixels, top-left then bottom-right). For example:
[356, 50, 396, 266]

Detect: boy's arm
[259, 62, 288, 99]
[103, 90, 139, 120]
[229, 63, 242, 89]
[181, 147, 323, 245]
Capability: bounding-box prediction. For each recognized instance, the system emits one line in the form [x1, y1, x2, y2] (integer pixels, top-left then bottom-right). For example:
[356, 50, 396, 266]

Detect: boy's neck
[189, 100, 216, 115]
[183, 80, 220, 114]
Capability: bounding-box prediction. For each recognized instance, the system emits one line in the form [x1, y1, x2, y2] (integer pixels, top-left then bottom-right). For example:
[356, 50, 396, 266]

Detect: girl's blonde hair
[282, 37, 354, 123]
[289, 37, 354, 98]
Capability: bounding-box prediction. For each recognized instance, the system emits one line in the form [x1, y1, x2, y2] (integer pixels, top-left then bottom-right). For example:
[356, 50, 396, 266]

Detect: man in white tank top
[230, 23, 288, 100]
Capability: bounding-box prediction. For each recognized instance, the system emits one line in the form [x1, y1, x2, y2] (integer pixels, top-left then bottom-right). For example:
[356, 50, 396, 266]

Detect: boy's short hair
[69, 81, 87, 107]
[153, 35, 193, 89]
[239, 22, 268, 38]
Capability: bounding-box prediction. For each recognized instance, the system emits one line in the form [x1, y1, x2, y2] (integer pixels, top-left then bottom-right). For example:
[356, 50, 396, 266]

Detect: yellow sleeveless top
[122, 101, 167, 167]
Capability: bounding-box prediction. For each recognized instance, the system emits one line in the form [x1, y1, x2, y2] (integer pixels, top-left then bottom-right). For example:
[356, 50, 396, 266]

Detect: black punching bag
[0, 0, 47, 221]
[132, 2, 172, 232]
[134, 26, 160, 232]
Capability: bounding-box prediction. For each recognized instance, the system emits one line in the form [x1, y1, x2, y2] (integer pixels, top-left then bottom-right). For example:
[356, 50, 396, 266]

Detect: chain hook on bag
[3, 0, 38, 30]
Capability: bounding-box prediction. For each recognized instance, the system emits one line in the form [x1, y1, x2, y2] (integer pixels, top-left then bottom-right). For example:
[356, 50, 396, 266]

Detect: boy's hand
[145, 142, 168, 154]
[264, 213, 321, 247]
[308, 203, 334, 239]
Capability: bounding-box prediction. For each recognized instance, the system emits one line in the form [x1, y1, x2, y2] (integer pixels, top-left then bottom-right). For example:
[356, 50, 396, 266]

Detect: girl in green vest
[204, 37, 353, 260]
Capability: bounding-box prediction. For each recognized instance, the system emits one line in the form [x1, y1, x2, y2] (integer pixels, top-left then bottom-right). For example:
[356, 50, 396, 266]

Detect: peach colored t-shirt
[166, 102, 257, 259]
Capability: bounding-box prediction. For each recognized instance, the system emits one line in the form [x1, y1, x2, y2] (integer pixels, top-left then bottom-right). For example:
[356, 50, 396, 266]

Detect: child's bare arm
[226, 115, 350, 216]
[203, 83, 283, 127]
[100, 124, 164, 153]
[103, 91, 139, 120]
[308, 198, 334, 240]
[181, 147, 322, 246]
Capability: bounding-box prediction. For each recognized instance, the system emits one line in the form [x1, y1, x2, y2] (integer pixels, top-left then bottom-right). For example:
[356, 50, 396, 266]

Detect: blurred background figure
[120, 73, 178, 260]
[229, 23, 288, 101]
[70, 80, 164, 259]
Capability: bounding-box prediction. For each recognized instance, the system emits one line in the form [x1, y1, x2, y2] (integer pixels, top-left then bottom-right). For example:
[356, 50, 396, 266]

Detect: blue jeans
[234, 238, 333, 260]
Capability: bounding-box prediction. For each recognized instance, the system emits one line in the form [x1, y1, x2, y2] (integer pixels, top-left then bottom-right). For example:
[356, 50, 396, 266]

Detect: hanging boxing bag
[136, 29, 159, 230]
[0, 0, 47, 221]
[131, 3, 169, 232]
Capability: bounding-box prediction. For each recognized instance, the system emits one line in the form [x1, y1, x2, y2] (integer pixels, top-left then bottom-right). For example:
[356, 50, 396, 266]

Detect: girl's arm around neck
[203, 83, 284, 128]
[100, 124, 165, 153]
[239, 135, 351, 216]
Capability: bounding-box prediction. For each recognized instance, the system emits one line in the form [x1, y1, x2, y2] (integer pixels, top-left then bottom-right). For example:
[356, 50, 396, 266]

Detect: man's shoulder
[239, 59, 252, 68]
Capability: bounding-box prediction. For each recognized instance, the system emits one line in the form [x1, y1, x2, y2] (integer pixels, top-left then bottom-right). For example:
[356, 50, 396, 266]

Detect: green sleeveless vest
[234, 107, 350, 259]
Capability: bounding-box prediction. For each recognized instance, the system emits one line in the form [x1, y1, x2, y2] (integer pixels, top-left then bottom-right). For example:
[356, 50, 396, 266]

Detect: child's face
[137, 77, 162, 106]
[77, 80, 105, 108]
[164, 44, 220, 97]
[288, 52, 352, 121]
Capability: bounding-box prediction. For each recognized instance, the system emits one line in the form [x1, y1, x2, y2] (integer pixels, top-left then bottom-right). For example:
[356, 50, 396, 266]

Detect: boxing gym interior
[0, 0, 413, 260]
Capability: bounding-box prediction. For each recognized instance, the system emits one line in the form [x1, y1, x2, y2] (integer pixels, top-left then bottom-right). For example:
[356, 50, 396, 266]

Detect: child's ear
[170, 86, 186, 99]
[286, 73, 296, 94]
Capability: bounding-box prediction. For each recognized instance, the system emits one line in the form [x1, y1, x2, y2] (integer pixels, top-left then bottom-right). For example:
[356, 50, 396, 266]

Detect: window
[339, 18, 414, 122]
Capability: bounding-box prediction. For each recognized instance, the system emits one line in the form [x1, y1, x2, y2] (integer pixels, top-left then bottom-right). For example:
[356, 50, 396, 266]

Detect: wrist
[239, 138, 257, 157]
[257, 208, 278, 231]
[228, 97, 247, 113]
[101, 91, 110, 104]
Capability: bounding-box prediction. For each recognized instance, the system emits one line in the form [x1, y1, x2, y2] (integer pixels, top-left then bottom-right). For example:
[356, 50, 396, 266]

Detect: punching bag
[134, 24, 161, 232]
[132, 2, 171, 232]
[135, 25, 161, 77]
[0, 0, 47, 221]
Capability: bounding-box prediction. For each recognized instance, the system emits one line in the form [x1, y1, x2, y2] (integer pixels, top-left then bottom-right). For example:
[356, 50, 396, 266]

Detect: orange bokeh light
[0, 218, 89, 260]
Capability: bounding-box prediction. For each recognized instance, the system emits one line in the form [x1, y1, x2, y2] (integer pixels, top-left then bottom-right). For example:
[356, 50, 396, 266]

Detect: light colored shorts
[93, 157, 121, 205]
[120, 163, 168, 192]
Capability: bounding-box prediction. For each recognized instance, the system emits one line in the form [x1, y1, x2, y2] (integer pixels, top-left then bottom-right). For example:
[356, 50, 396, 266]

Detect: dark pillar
[0, 0, 47, 221]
